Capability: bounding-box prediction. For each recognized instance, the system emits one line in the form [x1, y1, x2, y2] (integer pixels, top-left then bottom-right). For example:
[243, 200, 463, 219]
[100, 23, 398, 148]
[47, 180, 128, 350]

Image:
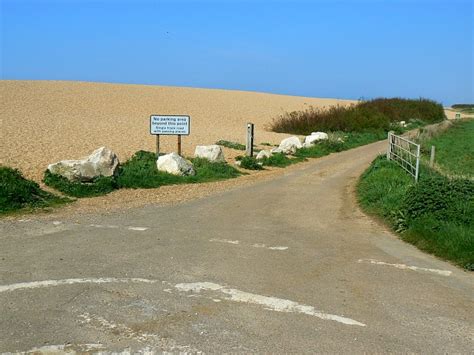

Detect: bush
[270, 98, 445, 135]
[1, 167, 68, 213]
[43, 170, 118, 198]
[403, 174, 473, 227]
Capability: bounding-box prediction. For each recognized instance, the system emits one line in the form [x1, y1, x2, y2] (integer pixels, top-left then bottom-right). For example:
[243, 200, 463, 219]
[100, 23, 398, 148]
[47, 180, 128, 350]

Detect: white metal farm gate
[386, 132, 421, 181]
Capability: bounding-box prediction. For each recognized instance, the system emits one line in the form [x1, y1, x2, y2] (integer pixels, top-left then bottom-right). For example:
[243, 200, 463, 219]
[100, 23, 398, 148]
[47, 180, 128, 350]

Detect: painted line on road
[0, 277, 159, 293]
[127, 226, 149, 231]
[210, 239, 288, 251]
[357, 259, 452, 276]
[210, 238, 240, 245]
[175, 282, 365, 327]
[8, 343, 105, 354]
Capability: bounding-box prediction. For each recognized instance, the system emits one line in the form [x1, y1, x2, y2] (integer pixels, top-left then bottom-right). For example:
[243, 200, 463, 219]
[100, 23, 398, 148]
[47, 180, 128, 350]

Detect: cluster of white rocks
[255, 131, 328, 160]
[46, 131, 329, 180]
[47, 144, 228, 180]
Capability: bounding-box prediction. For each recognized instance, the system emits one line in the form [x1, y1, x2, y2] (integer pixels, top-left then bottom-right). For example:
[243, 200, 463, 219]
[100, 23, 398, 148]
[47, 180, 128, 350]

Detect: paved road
[1, 141, 473, 353]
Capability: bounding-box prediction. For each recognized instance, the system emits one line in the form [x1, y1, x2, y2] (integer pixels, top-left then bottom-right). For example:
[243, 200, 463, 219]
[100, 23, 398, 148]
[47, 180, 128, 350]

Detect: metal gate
[386, 132, 421, 181]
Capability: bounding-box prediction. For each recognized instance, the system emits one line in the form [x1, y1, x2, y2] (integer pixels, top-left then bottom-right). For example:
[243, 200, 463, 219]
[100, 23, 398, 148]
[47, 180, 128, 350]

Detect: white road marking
[358, 259, 452, 276]
[79, 313, 157, 343]
[209, 238, 240, 245]
[127, 226, 149, 231]
[0, 277, 159, 293]
[8, 343, 105, 354]
[268, 246, 289, 251]
[52, 221, 62, 226]
[89, 224, 119, 229]
[210, 239, 288, 251]
[78, 313, 198, 352]
[175, 282, 365, 326]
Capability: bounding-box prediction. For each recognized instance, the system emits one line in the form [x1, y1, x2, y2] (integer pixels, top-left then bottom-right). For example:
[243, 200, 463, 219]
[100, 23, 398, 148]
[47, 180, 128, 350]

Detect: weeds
[216, 140, 246, 151]
[1, 167, 69, 214]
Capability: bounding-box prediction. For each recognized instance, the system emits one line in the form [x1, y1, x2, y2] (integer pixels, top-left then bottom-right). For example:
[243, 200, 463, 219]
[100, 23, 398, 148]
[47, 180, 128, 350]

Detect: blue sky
[1, 0, 472, 105]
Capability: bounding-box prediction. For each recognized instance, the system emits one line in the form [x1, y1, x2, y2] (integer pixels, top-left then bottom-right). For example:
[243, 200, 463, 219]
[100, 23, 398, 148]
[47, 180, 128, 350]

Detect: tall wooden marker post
[246, 122, 254, 157]
[150, 115, 191, 158]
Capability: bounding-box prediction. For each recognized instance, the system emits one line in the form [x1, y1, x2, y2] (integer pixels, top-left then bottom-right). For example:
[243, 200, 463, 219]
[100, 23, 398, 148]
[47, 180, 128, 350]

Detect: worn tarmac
[1, 141, 473, 353]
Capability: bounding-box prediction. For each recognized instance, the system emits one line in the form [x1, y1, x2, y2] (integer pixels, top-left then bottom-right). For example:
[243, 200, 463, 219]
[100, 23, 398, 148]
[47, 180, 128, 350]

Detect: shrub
[43, 170, 118, 198]
[1, 166, 68, 213]
[270, 98, 445, 135]
[403, 174, 473, 227]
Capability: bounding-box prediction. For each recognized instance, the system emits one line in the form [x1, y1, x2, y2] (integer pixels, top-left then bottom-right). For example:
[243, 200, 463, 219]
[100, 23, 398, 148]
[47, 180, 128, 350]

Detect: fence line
[386, 132, 421, 181]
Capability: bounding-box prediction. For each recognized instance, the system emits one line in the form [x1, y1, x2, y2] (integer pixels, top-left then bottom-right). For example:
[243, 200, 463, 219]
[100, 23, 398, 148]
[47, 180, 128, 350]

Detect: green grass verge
[357, 156, 474, 270]
[1, 166, 70, 214]
[44, 151, 242, 196]
[43, 170, 118, 198]
[295, 131, 388, 159]
[452, 104, 474, 114]
[117, 151, 241, 189]
[421, 119, 474, 177]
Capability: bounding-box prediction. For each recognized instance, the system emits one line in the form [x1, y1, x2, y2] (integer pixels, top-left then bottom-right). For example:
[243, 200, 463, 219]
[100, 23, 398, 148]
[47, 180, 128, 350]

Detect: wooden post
[246, 123, 254, 157]
[177, 135, 182, 156]
[430, 145, 436, 167]
[156, 135, 160, 159]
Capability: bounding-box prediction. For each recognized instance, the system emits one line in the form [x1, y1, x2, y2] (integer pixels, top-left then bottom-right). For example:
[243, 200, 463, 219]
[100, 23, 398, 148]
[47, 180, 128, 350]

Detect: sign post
[150, 115, 190, 158]
[246, 122, 254, 157]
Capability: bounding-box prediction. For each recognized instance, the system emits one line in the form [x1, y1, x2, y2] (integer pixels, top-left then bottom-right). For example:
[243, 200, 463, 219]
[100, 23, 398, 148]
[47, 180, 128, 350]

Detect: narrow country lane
[1, 140, 472, 353]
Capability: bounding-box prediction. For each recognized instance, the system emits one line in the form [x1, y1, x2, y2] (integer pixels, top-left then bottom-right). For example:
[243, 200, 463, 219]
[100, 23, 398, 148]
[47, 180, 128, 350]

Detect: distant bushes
[270, 98, 445, 135]
[1, 167, 68, 214]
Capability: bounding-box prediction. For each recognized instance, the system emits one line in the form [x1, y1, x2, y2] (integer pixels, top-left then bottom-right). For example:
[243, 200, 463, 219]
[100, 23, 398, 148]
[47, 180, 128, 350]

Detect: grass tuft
[1, 166, 69, 214]
[43, 170, 118, 198]
[216, 140, 246, 151]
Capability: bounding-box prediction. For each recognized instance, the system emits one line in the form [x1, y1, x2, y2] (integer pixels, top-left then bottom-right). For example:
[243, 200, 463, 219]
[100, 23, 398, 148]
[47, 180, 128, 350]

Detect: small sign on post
[246, 123, 254, 157]
[150, 115, 191, 158]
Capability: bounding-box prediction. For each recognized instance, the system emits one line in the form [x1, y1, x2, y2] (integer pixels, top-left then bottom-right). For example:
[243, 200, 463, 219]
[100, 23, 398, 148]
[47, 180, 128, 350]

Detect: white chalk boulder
[277, 136, 303, 154]
[256, 150, 272, 160]
[194, 145, 225, 162]
[47, 147, 119, 182]
[157, 152, 195, 176]
[305, 132, 328, 146]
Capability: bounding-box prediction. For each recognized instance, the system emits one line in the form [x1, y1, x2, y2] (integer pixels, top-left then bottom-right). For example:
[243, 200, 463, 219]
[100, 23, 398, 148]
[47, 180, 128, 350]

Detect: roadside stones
[256, 150, 272, 160]
[47, 147, 119, 182]
[303, 132, 329, 148]
[194, 145, 225, 162]
[276, 136, 303, 154]
[157, 152, 195, 176]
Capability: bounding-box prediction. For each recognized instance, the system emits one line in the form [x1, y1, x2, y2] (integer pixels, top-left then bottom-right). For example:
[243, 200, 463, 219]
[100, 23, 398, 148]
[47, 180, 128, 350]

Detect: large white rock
[157, 152, 195, 176]
[256, 150, 272, 160]
[194, 145, 225, 162]
[47, 147, 119, 182]
[277, 136, 303, 154]
[305, 132, 329, 146]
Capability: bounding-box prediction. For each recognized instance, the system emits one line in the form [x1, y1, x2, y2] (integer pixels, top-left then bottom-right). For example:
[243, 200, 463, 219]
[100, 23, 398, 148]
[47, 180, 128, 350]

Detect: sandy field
[1, 80, 356, 182]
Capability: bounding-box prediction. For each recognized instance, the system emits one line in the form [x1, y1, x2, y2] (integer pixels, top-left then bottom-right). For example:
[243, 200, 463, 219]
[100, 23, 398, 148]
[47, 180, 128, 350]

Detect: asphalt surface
[1, 141, 473, 353]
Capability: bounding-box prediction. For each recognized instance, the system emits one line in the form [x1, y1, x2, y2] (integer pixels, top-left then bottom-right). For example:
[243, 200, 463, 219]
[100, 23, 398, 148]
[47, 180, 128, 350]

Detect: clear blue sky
[1, 0, 473, 105]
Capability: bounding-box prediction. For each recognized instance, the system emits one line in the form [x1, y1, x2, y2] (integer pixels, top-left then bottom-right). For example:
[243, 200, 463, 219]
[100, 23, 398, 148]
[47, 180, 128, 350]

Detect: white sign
[150, 115, 190, 135]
